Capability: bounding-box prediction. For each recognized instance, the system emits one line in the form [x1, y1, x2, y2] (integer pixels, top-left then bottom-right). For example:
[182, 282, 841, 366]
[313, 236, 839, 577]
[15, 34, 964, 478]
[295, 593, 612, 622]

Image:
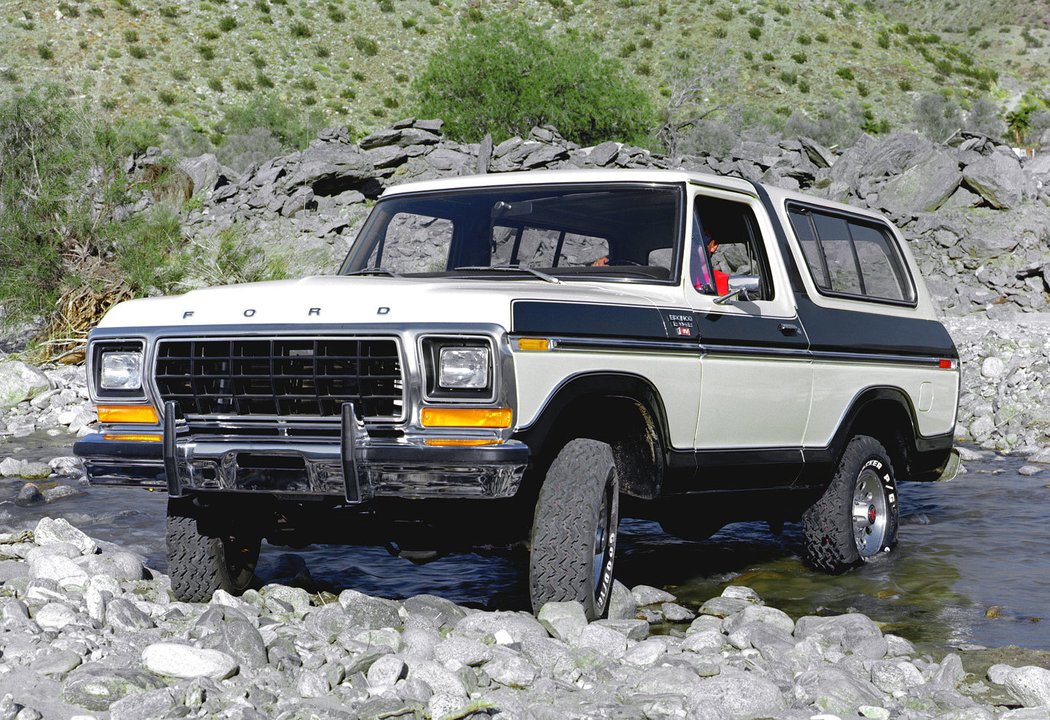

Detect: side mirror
[714, 275, 761, 305]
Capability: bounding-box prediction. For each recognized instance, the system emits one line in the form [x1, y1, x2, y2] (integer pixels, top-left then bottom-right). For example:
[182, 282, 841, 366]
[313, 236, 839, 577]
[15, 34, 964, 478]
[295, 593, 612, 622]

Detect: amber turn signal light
[516, 337, 551, 351]
[420, 407, 512, 428]
[96, 404, 160, 424]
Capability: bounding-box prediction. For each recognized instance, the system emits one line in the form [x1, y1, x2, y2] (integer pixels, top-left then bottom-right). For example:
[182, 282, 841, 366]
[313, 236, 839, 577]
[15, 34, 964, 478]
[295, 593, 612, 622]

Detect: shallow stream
[3, 432, 1048, 654]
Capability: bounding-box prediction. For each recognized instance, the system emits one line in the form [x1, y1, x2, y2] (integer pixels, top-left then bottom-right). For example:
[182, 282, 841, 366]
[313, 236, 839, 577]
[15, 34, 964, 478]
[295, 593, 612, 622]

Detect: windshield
[339, 183, 683, 281]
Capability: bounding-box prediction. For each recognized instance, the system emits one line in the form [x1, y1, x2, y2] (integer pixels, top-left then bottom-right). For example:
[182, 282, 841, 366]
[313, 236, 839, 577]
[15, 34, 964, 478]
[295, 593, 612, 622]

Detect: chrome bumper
[75, 402, 529, 501]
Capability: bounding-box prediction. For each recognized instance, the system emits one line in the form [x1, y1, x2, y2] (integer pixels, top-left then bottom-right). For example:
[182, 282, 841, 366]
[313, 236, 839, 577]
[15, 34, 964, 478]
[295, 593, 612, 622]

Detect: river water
[2, 432, 1048, 653]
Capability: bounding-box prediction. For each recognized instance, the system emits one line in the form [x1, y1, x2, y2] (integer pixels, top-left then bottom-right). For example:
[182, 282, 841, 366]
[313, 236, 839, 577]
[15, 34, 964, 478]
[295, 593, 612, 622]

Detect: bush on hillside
[965, 98, 1005, 138]
[412, 15, 656, 145]
[783, 102, 868, 147]
[912, 93, 962, 142]
[218, 95, 325, 150]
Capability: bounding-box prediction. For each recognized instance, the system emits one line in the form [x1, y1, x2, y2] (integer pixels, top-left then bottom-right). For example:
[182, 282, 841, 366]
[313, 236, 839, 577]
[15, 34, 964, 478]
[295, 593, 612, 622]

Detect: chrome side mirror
[714, 275, 761, 305]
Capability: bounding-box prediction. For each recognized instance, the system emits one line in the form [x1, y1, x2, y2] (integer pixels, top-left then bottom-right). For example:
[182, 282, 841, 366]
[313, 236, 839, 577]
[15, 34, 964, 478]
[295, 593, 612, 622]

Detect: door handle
[778, 323, 800, 336]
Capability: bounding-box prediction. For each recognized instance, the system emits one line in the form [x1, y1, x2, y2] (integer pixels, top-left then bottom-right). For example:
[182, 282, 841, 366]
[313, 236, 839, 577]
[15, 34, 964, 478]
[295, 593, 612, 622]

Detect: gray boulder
[963, 151, 1027, 208]
[877, 149, 961, 218]
[141, 642, 239, 680]
[178, 154, 221, 196]
[63, 666, 166, 711]
[0, 360, 50, 408]
[989, 664, 1050, 708]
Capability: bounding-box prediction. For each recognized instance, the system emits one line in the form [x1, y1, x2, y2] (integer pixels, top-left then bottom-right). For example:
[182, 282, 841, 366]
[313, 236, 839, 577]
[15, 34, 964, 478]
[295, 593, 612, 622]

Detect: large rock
[178, 153, 221, 196]
[34, 517, 97, 555]
[963, 151, 1027, 209]
[877, 149, 961, 218]
[0, 360, 50, 408]
[989, 665, 1050, 708]
[63, 666, 166, 711]
[141, 643, 239, 680]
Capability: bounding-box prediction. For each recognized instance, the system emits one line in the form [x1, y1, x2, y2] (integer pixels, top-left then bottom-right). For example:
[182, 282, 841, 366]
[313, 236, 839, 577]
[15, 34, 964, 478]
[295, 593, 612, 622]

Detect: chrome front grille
[154, 337, 404, 420]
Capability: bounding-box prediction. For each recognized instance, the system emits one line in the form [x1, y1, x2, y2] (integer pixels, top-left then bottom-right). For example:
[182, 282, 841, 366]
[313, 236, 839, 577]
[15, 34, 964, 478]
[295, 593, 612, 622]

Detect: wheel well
[837, 390, 917, 480]
[516, 374, 667, 500]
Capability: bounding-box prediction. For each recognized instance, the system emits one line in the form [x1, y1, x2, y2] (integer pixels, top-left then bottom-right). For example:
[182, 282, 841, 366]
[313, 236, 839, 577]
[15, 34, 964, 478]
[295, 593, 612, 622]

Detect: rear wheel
[529, 439, 619, 620]
[803, 435, 898, 573]
[167, 501, 260, 602]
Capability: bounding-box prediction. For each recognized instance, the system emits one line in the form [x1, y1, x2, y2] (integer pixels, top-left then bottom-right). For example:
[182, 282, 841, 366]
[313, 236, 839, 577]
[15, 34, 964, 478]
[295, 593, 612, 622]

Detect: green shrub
[290, 21, 311, 37]
[219, 15, 237, 31]
[913, 92, 961, 141]
[328, 6, 346, 22]
[856, 82, 869, 97]
[714, 8, 733, 21]
[171, 68, 189, 81]
[255, 0, 270, 12]
[218, 94, 324, 150]
[748, 27, 761, 40]
[128, 44, 148, 59]
[815, 32, 828, 43]
[877, 30, 891, 49]
[298, 77, 318, 91]
[233, 77, 254, 91]
[620, 41, 637, 57]
[353, 35, 379, 56]
[88, 6, 104, 17]
[252, 55, 267, 69]
[158, 89, 178, 105]
[37, 43, 55, 60]
[792, 51, 807, 63]
[762, 51, 775, 61]
[798, 79, 810, 93]
[197, 44, 216, 60]
[412, 14, 655, 145]
[159, 5, 179, 18]
[58, 2, 80, 17]
[797, 33, 811, 45]
[123, 29, 139, 43]
[202, 29, 220, 41]
[898, 78, 912, 91]
[207, 77, 224, 92]
[1, 69, 19, 83]
[315, 45, 330, 58]
[378, 0, 394, 11]
[779, 70, 797, 85]
[713, 26, 727, 39]
[836, 67, 854, 81]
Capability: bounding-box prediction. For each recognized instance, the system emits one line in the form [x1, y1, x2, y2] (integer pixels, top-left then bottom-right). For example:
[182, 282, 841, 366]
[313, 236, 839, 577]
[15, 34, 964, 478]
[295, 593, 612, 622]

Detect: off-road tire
[167, 504, 260, 602]
[803, 434, 899, 573]
[529, 439, 619, 620]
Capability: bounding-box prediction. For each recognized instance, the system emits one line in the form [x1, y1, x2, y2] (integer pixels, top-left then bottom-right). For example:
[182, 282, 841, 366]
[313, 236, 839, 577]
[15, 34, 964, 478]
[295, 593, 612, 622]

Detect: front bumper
[74, 403, 529, 501]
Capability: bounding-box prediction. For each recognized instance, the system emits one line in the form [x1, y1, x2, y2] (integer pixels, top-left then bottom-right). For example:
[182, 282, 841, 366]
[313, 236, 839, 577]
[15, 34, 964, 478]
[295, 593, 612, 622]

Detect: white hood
[97, 275, 670, 331]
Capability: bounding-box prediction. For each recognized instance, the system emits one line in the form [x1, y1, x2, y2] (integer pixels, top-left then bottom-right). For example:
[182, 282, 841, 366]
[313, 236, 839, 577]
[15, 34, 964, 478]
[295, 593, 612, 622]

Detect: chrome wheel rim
[852, 468, 888, 558]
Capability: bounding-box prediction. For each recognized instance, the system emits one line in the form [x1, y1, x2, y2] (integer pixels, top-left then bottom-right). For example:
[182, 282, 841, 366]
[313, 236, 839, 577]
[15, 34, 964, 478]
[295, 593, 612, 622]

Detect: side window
[691, 195, 773, 300]
[788, 205, 914, 304]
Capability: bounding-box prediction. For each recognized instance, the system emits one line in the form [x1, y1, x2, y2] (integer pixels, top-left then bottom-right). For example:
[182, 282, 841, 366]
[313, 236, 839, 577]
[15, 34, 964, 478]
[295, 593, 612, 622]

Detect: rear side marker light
[97, 405, 160, 424]
[938, 359, 957, 369]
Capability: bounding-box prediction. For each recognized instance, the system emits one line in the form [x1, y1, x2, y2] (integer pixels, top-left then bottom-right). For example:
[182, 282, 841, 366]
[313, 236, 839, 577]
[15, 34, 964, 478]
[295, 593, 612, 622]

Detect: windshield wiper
[453, 265, 561, 284]
[344, 268, 401, 278]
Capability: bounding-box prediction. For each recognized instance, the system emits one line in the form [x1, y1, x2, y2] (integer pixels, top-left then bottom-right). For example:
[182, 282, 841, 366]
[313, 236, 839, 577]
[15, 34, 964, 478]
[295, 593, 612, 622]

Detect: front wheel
[529, 439, 619, 620]
[803, 435, 899, 573]
[167, 501, 260, 602]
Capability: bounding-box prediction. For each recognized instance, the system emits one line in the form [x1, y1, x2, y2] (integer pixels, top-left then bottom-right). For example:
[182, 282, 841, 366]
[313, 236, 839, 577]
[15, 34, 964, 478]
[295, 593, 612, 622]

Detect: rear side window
[787, 206, 914, 304]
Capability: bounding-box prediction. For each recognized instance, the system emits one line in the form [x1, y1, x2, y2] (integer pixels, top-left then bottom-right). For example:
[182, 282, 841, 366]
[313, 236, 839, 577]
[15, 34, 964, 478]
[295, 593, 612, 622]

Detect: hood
[97, 275, 666, 331]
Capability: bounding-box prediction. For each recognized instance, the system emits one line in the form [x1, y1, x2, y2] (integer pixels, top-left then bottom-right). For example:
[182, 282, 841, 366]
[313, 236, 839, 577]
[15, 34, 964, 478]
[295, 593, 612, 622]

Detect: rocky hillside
[0, 0, 1033, 143]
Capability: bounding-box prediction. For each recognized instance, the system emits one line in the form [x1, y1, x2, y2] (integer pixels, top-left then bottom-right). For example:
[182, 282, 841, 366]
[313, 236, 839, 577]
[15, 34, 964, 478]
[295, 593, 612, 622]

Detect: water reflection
[2, 433, 1048, 651]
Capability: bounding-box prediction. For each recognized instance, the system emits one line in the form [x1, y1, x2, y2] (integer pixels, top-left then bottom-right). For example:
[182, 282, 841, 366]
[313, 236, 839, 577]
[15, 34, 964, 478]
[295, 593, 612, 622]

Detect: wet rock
[16, 484, 43, 506]
[141, 643, 239, 680]
[338, 589, 401, 629]
[661, 602, 696, 622]
[631, 584, 676, 606]
[795, 613, 883, 651]
[989, 664, 1050, 708]
[43, 485, 80, 503]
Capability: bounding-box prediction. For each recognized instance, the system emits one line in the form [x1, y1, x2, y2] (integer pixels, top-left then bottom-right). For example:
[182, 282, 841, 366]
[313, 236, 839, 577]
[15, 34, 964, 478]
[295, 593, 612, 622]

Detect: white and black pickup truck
[75, 169, 959, 619]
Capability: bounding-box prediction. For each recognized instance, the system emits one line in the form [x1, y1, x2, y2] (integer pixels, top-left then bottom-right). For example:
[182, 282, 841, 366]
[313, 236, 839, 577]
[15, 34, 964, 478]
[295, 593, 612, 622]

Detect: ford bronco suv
[75, 169, 959, 619]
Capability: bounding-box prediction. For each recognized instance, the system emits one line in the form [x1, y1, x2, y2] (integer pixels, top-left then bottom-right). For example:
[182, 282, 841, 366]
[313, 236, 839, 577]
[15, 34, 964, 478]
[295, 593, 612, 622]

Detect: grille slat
[155, 337, 403, 420]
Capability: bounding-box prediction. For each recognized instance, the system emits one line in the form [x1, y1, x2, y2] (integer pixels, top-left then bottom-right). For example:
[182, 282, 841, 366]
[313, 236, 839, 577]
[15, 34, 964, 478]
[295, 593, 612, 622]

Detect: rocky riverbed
[0, 517, 1047, 720]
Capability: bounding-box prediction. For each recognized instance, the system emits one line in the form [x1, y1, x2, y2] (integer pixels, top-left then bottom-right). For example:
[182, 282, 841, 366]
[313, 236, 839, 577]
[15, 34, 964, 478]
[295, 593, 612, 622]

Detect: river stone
[262, 584, 311, 617]
[537, 601, 587, 642]
[981, 356, 1006, 378]
[34, 603, 79, 631]
[699, 596, 750, 618]
[794, 613, 883, 651]
[483, 652, 538, 689]
[106, 598, 154, 632]
[624, 638, 667, 667]
[434, 635, 491, 668]
[0, 360, 50, 408]
[607, 580, 637, 621]
[30, 648, 82, 677]
[662, 602, 696, 622]
[366, 655, 406, 691]
[401, 594, 465, 630]
[15, 484, 43, 506]
[454, 611, 547, 644]
[795, 666, 886, 716]
[572, 622, 628, 659]
[43, 485, 80, 503]
[1019, 465, 1043, 476]
[338, 589, 401, 629]
[26, 542, 81, 563]
[631, 584, 676, 606]
[990, 665, 1050, 708]
[13, 461, 50, 480]
[202, 618, 267, 669]
[63, 666, 166, 711]
[34, 517, 97, 555]
[296, 668, 330, 698]
[593, 618, 649, 641]
[142, 643, 239, 680]
[407, 660, 467, 714]
[108, 687, 176, 720]
[29, 554, 88, 588]
[690, 667, 786, 718]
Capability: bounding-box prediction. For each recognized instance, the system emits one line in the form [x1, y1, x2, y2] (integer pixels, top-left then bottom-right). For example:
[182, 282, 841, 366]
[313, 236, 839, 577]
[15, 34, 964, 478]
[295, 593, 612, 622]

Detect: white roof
[380, 168, 758, 197]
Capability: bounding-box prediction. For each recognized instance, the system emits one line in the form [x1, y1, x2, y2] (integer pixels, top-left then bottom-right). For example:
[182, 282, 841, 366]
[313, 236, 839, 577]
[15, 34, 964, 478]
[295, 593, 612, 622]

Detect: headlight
[438, 347, 489, 389]
[100, 351, 143, 390]
[420, 337, 495, 401]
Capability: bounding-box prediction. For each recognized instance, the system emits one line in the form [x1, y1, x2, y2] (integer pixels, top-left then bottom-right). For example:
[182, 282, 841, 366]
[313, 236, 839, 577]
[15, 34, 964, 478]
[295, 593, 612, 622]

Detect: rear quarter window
[787, 205, 915, 305]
